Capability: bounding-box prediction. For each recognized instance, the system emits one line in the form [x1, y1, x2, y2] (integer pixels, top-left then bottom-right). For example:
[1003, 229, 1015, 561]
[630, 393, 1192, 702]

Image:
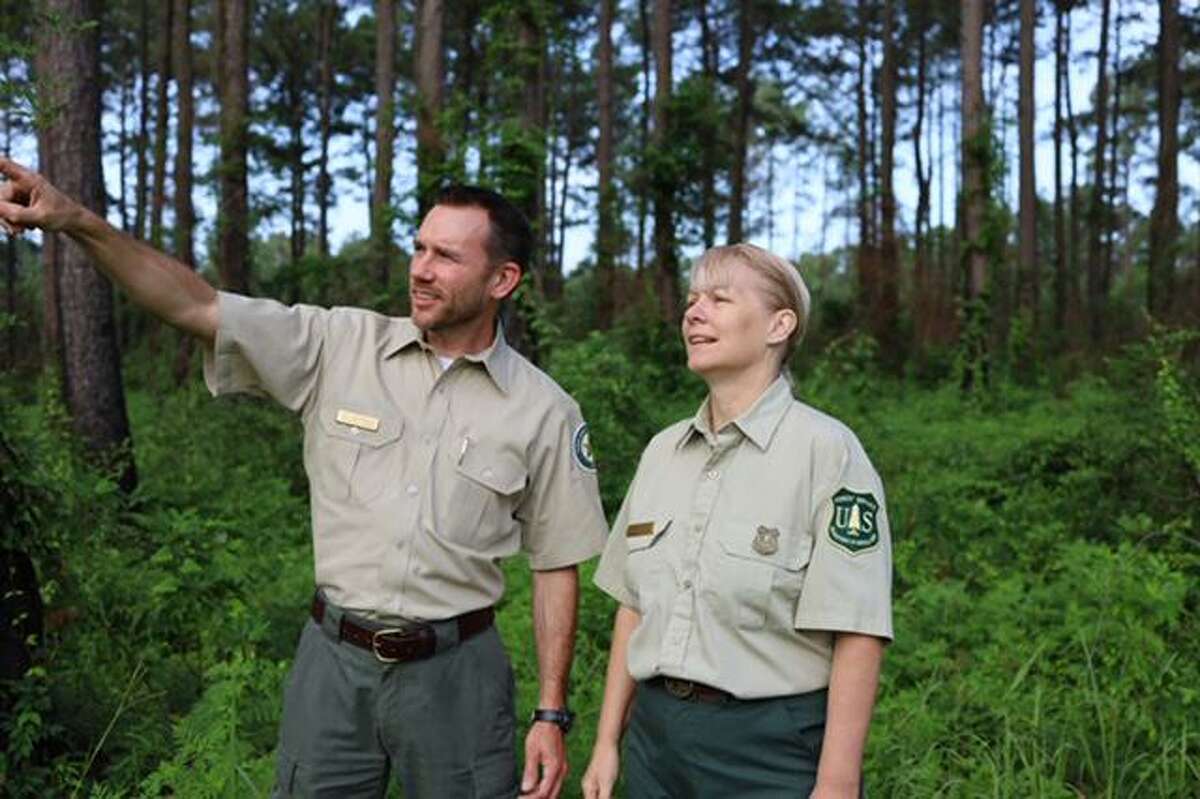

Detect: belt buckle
[371, 626, 422, 663]
[664, 677, 694, 700]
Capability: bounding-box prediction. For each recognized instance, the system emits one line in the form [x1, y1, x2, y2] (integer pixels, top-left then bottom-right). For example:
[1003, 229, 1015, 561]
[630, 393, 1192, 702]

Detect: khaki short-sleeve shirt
[593, 377, 893, 698]
[204, 291, 607, 620]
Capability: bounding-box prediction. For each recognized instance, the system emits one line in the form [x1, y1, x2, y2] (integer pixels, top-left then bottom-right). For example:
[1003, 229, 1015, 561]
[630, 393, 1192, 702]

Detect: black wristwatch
[530, 707, 575, 735]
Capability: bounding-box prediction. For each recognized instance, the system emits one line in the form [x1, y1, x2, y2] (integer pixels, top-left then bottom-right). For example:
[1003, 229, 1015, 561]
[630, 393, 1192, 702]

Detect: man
[0, 157, 608, 799]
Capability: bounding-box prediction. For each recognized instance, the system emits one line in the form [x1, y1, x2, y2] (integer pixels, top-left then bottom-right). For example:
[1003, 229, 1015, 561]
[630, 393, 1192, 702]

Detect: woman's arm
[811, 632, 885, 798]
[581, 604, 641, 799]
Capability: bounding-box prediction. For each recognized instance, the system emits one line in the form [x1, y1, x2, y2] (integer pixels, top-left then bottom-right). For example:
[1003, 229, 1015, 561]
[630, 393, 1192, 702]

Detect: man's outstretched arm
[0, 157, 218, 344]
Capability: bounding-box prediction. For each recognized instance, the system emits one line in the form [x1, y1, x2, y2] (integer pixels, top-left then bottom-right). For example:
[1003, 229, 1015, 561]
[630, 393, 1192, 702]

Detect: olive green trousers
[624, 680, 839, 798]
[270, 608, 518, 799]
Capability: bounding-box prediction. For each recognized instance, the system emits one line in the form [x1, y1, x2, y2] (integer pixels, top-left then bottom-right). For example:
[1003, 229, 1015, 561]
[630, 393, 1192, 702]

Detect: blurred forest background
[2, 0, 1199, 796]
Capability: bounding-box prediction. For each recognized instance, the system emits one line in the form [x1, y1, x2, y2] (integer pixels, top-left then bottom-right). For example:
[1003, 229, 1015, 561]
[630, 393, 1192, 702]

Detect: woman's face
[682, 261, 785, 380]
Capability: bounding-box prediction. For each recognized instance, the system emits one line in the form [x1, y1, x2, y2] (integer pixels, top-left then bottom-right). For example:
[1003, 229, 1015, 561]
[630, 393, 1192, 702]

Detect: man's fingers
[520, 755, 539, 795]
[0, 157, 34, 184]
[0, 200, 36, 229]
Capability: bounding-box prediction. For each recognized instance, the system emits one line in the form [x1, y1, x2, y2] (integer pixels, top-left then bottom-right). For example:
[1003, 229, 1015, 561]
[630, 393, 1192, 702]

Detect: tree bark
[636, 0, 651, 273]
[855, 0, 873, 315]
[36, 0, 137, 491]
[149, 0, 173, 250]
[215, 0, 250, 293]
[876, 0, 899, 367]
[1018, 0, 1037, 335]
[697, 0, 717, 249]
[415, 0, 445, 217]
[135, 0, 149, 240]
[961, 0, 989, 392]
[372, 0, 396, 291]
[912, 22, 931, 352]
[1086, 0, 1110, 346]
[728, 0, 754, 244]
[517, 6, 551, 296]
[316, 0, 336, 258]
[596, 0, 617, 327]
[172, 0, 196, 384]
[1053, 0, 1067, 340]
[1148, 0, 1180, 319]
[652, 0, 677, 322]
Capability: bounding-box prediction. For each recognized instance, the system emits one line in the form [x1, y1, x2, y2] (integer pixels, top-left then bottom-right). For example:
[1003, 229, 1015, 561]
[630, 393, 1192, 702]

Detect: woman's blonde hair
[691, 243, 811, 365]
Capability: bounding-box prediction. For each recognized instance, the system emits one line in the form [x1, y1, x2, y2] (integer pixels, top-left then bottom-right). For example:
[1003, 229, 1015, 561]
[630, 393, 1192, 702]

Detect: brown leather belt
[311, 593, 494, 664]
[648, 675, 736, 704]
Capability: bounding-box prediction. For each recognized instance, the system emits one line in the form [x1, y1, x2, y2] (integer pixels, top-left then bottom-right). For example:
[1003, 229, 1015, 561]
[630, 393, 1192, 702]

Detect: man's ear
[490, 261, 522, 301]
[766, 309, 798, 346]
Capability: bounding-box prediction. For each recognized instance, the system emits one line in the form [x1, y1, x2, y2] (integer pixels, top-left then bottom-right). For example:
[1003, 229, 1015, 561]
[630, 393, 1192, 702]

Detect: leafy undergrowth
[2, 333, 1198, 797]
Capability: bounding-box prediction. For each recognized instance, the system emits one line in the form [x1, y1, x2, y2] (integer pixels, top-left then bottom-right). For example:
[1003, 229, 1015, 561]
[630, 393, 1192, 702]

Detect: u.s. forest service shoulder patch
[828, 488, 880, 554]
[572, 422, 596, 472]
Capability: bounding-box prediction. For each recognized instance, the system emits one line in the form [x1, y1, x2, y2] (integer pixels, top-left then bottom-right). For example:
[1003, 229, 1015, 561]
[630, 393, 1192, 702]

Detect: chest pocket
[442, 444, 528, 550]
[310, 405, 404, 502]
[713, 521, 811, 630]
[623, 514, 674, 610]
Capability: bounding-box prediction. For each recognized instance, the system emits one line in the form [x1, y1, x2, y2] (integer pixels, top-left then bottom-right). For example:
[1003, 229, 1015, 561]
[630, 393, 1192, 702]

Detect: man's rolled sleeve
[203, 291, 327, 413]
[517, 403, 608, 571]
[794, 434, 894, 641]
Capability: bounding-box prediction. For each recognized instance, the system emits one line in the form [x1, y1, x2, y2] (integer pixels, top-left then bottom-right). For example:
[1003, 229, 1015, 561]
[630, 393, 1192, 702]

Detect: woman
[582, 243, 892, 798]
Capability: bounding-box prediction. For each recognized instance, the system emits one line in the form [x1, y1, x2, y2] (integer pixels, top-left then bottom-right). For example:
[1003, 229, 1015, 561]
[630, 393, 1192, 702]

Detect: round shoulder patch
[572, 422, 596, 472]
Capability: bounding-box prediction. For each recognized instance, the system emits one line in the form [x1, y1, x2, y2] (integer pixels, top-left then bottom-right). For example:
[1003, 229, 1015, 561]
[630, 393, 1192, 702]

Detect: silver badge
[752, 525, 780, 556]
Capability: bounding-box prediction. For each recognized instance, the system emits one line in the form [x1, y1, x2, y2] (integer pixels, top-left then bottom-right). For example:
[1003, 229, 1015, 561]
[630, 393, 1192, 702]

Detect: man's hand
[0, 157, 83, 234]
[581, 739, 620, 799]
[521, 720, 568, 799]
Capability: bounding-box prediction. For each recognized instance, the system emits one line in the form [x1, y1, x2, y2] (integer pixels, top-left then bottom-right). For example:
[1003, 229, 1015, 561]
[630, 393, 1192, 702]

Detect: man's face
[409, 204, 498, 334]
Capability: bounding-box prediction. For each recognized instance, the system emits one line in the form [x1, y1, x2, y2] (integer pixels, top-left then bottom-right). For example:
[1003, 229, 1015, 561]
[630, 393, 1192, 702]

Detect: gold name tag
[626, 522, 654, 538]
[335, 409, 380, 432]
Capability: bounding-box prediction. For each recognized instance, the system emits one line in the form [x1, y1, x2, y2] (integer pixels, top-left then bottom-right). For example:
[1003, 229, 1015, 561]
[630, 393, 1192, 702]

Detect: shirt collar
[382, 317, 514, 395]
[676, 375, 794, 452]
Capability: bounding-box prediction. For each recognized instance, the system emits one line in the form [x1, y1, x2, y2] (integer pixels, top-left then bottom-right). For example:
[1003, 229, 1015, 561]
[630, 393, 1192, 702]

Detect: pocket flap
[320, 405, 404, 448]
[457, 447, 527, 495]
[625, 514, 673, 552]
[717, 522, 809, 571]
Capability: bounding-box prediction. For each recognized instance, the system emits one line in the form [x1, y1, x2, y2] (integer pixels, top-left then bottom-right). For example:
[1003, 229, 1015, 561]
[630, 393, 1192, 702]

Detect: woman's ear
[767, 308, 798, 346]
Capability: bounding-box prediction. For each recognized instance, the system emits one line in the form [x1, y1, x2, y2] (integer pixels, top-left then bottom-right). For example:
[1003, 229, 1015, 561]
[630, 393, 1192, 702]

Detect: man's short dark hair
[434, 185, 533, 273]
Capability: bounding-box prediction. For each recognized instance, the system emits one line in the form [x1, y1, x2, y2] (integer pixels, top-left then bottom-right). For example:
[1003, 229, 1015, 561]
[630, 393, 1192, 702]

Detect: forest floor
[2, 331, 1198, 798]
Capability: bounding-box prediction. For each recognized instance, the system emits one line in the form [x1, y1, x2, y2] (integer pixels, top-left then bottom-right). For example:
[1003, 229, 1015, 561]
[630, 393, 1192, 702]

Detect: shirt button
[406, 484, 419, 496]
[706, 469, 719, 480]
[682, 579, 693, 589]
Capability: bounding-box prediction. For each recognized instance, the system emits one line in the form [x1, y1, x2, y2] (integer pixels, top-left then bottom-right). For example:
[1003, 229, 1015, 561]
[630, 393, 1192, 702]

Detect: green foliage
[3, 327, 1199, 797]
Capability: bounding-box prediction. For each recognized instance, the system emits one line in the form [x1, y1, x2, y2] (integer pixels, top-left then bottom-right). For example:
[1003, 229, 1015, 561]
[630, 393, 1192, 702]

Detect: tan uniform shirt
[594, 377, 893, 698]
[204, 292, 607, 621]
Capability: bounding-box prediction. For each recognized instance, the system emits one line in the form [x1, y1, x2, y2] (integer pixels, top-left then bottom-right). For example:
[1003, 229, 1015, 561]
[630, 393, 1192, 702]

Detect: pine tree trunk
[1148, 0, 1180, 319]
[36, 0, 137, 491]
[652, 0, 677, 322]
[1053, 0, 1067, 341]
[855, 0, 875, 318]
[912, 25, 931, 353]
[1086, 0, 1110, 347]
[372, 0, 396, 291]
[415, 0, 444, 217]
[172, 0, 196, 384]
[596, 0, 617, 327]
[216, 0, 250, 293]
[1018, 0, 1038, 336]
[961, 0, 989, 392]
[135, 0, 149, 241]
[636, 0, 650, 273]
[1064, 8, 1082, 337]
[316, 0, 336, 258]
[149, 0, 173, 250]
[728, 0, 753, 244]
[697, 0, 717, 249]
[876, 0, 899, 367]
